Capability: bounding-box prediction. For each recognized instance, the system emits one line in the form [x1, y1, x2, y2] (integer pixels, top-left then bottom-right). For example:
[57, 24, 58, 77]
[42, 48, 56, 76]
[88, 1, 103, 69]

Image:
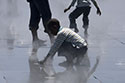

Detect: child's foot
[58, 61, 73, 68]
[74, 28, 79, 33]
[83, 25, 88, 31]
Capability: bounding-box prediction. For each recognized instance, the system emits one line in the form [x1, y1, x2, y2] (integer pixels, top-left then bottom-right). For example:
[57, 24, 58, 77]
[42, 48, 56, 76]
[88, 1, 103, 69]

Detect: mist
[0, 0, 125, 83]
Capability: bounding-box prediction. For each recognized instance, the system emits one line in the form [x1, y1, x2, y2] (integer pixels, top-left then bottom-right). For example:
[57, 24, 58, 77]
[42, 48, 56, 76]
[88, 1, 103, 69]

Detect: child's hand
[97, 8, 101, 16]
[64, 8, 69, 13]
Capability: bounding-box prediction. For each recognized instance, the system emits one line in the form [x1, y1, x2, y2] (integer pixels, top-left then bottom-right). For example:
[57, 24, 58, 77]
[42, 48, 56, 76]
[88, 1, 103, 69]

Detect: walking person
[64, 0, 101, 33]
[26, 0, 54, 45]
[40, 18, 88, 66]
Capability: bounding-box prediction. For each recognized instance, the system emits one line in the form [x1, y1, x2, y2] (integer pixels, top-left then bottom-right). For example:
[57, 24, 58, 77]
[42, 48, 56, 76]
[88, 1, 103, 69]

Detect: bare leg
[69, 7, 84, 33]
[31, 29, 39, 42]
[30, 29, 46, 47]
[82, 6, 91, 31]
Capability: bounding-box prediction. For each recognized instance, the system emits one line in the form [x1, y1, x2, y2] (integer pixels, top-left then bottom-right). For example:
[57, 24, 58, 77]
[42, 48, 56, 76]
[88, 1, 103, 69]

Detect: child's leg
[82, 6, 91, 30]
[69, 7, 83, 32]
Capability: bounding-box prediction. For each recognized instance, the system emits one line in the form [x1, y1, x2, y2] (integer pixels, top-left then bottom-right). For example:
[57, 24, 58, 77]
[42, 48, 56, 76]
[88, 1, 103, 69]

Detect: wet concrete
[0, 0, 125, 83]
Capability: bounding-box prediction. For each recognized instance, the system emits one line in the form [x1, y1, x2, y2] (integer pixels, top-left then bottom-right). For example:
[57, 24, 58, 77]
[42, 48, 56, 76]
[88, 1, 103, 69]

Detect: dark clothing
[69, 6, 91, 29]
[27, 0, 31, 2]
[28, 0, 52, 32]
[58, 42, 88, 63]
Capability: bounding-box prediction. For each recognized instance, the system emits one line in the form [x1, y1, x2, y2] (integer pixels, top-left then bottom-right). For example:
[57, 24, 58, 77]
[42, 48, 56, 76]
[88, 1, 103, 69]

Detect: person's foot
[58, 61, 73, 68]
[58, 61, 69, 67]
[83, 25, 88, 31]
[38, 60, 44, 67]
[83, 25, 89, 39]
[74, 28, 79, 33]
[84, 30, 89, 39]
[33, 39, 46, 48]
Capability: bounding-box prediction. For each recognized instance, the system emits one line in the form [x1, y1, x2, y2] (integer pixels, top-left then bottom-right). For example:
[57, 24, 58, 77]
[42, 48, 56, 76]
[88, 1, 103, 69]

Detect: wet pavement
[0, 0, 125, 83]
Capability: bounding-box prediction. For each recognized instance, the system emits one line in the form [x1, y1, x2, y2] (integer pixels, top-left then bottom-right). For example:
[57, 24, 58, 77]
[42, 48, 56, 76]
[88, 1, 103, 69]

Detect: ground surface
[0, 0, 125, 83]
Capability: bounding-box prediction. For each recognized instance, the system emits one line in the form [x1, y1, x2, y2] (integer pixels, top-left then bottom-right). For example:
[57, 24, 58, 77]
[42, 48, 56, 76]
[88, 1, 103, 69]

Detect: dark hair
[47, 18, 60, 30]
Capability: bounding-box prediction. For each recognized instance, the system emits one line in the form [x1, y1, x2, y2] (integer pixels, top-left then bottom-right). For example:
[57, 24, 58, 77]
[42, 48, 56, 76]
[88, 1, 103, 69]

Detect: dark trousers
[69, 6, 91, 29]
[58, 42, 88, 63]
[29, 0, 52, 32]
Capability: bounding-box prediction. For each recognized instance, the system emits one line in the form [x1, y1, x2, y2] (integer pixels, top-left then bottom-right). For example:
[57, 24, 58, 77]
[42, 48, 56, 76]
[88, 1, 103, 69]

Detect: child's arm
[64, 5, 72, 13]
[91, 0, 101, 15]
[64, 0, 76, 13]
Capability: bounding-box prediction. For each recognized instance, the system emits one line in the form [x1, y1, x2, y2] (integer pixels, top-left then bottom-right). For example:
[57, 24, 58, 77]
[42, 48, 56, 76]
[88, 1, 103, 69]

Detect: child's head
[47, 18, 60, 35]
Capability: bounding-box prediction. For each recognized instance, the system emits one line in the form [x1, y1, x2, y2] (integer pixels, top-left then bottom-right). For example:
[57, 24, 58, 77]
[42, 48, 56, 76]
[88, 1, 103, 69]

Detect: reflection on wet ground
[28, 44, 100, 83]
[0, 0, 125, 83]
[28, 46, 47, 83]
